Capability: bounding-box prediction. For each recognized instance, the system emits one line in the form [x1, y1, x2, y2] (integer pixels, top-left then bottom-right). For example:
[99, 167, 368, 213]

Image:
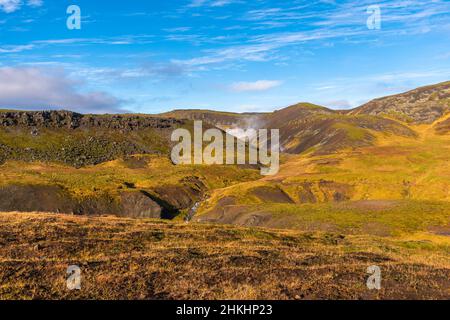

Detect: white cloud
[323, 99, 353, 109]
[27, 0, 42, 7]
[0, 0, 21, 13]
[230, 80, 282, 92]
[0, 0, 42, 13]
[0, 67, 125, 114]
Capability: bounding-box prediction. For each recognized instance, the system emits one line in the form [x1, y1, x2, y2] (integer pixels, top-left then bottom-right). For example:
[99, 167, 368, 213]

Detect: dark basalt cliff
[0, 110, 183, 130]
[0, 110, 186, 167]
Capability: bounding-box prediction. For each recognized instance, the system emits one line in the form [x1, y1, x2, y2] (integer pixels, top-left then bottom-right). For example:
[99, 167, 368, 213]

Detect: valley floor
[0, 212, 448, 300]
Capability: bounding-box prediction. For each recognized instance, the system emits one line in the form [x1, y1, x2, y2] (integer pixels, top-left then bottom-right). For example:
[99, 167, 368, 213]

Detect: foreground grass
[0, 212, 448, 300]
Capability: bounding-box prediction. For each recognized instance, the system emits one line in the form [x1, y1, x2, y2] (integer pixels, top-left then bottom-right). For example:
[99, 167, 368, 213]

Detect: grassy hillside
[195, 118, 450, 233]
[265, 106, 416, 155]
[0, 126, 173, 167]
[0, 212, 448, 300]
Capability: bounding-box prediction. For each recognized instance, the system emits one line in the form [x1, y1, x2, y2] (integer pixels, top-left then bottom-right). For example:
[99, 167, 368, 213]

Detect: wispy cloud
[187, 0, 206, 7]
[171, 27, 364, 69]
[0, 35, 154, 56]
[322, 99, 352, 109]
[170, 0, 450, 71]
[230, 80, 282, 92]
[0, 44, 34, 53]
[33, 35, 154, 46]
[163, 27, 191, 32]
[187, 0, 236, 8]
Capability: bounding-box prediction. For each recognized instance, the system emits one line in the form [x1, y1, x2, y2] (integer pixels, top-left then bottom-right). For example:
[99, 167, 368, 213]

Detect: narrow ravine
[184, 195, 209, 222]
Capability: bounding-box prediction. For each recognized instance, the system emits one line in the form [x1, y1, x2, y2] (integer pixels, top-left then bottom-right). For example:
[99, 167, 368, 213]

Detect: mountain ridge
[348, 81, 450, 124]
[2, 81, 449, 163]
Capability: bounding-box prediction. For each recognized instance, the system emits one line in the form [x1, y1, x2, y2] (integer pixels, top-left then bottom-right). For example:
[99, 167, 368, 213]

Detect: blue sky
[0, 0, 449, 114]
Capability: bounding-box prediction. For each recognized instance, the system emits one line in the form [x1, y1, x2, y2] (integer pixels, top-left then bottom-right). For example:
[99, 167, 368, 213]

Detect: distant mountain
[348, 81, 450, 124]
[1, 81, 449, 165]
[159, 109, 266, 127]
[161, 82, 450, 154]
[160, 102, 418, 155]
[262, 103, 415, 155]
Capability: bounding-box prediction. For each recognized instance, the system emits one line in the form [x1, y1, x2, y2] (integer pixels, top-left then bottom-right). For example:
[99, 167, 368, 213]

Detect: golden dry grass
[0, 155, 260, 200]
[0, 212, 448, 300]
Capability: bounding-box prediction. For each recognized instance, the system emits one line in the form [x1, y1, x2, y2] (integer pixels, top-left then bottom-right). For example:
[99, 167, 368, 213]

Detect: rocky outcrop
[0, 135, 157, 168]
[120, 191, 162, 219]
[0, 180, 211, 219]
[0, 110, 186, 167]
[0, 110, 183, 130]
[0, 185, 78, 213]
[349, 81, 450, 124]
